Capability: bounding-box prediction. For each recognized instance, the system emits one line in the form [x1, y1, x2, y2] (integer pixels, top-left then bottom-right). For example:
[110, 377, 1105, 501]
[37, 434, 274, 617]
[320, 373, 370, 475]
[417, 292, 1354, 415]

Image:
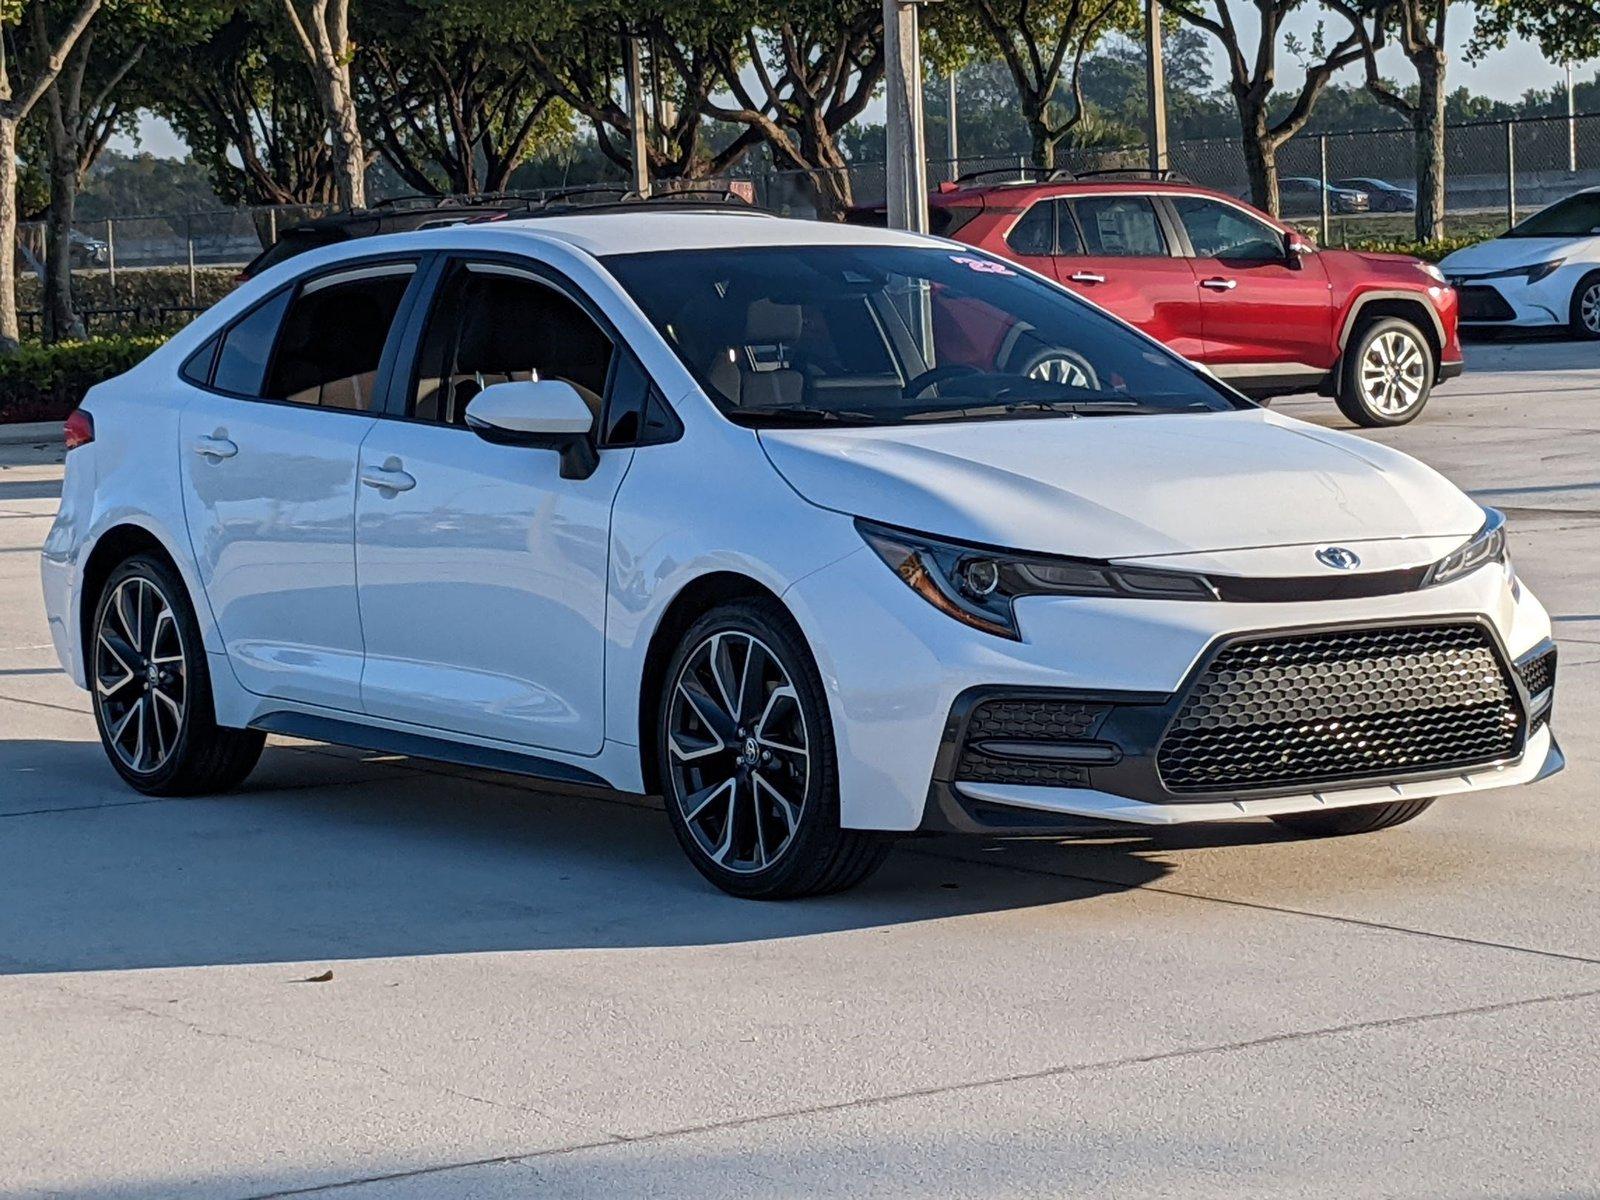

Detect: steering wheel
[902, 363, 982, 399]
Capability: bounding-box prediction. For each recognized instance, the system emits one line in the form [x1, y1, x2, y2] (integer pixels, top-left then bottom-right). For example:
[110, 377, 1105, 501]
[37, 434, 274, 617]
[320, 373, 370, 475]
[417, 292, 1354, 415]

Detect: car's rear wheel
[1335, 317, 1434, 427]
[657, 599, 890, 899]
[1269, 798, 1434, 837]
[1569, 272, 1600, 340]
[90, 554, 264, 795]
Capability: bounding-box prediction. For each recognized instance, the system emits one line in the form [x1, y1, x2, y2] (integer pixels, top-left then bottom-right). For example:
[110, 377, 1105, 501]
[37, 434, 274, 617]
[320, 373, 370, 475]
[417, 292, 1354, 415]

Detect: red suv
[853, 170, 1461, 427]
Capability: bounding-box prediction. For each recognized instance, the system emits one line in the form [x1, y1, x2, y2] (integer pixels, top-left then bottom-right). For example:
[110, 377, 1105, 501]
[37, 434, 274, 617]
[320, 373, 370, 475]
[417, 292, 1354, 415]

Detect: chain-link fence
[16, 111, 1598, 335]
[760, 112, 1600, 243]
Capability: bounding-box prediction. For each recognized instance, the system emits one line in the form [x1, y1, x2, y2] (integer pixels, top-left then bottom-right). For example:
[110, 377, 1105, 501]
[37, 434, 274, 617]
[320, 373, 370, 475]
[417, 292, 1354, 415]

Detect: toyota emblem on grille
[1315, 546, 1361, 571]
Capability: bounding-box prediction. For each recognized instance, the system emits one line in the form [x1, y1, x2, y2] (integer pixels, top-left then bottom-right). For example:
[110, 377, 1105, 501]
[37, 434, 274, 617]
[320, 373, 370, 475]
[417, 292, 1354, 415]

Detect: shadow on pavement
[0, 738, 1201, 975]
[0, 477, 62, 502]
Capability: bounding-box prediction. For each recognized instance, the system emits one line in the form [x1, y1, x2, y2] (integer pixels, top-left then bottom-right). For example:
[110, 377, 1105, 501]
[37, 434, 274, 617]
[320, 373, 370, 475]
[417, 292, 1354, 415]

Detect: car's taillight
[64, 409, 94, 451]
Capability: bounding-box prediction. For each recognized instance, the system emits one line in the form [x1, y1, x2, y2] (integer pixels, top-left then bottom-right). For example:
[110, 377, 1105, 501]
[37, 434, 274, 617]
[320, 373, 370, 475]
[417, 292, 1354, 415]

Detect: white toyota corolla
[41, 210, 1562, 898]
[1440, 187, 1600, 338]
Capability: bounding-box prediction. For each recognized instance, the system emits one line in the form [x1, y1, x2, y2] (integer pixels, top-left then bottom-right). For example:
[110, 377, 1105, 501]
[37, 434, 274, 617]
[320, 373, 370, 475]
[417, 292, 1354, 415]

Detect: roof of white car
[483, 210, 936, 257]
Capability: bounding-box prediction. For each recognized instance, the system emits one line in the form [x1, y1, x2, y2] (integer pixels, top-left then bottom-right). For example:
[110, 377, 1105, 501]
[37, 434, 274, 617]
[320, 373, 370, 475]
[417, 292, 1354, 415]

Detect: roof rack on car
[952, 166, 1076, 186]
[365, 192, 532, 212]
[1071, 168, 1193, 183]
[470, 185, 772, 222]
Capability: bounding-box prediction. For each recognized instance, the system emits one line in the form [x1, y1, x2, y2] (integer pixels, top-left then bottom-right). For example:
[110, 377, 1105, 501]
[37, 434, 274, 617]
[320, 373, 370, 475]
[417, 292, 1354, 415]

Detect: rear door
[1166, 195, 1335, 382]
[1057, 194, 1207, 361]
[177, 259, 421, 709]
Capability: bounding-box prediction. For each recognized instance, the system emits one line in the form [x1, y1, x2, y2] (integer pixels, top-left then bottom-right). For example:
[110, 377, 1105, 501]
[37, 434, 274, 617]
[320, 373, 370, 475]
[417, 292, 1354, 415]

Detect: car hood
[758, 409, 1483, 561]
[1439, 236, 1589, 273]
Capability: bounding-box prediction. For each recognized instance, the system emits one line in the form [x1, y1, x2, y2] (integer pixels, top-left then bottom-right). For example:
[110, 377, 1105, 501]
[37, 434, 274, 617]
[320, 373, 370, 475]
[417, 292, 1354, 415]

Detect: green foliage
[0, 335, 167, 424]
[1338, 234, 1484, 262]
[1473, 0, 1600, 65]
[15, 265, 237, 313]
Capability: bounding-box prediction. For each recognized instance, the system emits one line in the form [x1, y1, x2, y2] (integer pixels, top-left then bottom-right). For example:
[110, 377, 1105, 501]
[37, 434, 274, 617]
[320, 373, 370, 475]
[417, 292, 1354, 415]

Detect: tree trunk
[1239, 102, 1280, 216]
[323, 64, 366, 210]
[0, 118, 21, 353]
[1413, 51, 1447, 242]
[1027, 104, 1055, 170]
[44, 83, 86, 342]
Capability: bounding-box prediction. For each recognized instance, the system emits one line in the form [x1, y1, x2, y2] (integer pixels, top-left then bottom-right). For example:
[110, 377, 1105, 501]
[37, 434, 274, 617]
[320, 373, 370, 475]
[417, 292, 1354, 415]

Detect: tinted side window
[212, 289, 292, 396]
[1172, 197, 1283, 261]
[601, 351, 682, 447]
[262, 267, 414, 410]
[180, 335, 219, 386]
[1006, 202, 1054, 257]
[410, 264, 614, 426]
[1072, 197, 1167, 257]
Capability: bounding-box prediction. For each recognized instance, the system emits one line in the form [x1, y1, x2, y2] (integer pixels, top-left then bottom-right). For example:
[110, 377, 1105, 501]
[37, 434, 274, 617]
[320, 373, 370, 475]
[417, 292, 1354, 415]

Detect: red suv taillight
[64, 409, 94, 451]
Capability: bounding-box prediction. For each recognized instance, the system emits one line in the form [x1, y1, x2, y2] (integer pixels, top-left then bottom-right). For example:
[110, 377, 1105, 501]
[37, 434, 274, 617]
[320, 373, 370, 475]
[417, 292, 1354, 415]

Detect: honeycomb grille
[1516, 648, 1556, 731]
[956, 699, 1105, 787]
[1157, 624, 1523, 794]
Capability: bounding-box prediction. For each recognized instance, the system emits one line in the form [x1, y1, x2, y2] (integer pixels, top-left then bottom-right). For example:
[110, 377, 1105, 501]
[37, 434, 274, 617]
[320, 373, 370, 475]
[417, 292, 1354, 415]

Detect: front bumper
[1447, 267, 1583, 328]
[933, 725, 1563, 831]
[783, 545, 1557, 833]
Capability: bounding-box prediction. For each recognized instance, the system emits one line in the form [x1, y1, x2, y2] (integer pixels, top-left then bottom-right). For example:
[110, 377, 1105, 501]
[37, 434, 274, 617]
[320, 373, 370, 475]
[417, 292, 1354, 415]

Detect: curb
[0, 421, 62, 446]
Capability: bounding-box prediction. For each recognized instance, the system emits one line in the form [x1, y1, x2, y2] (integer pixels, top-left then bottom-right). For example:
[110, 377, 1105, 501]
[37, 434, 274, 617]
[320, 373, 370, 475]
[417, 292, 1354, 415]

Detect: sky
[113, 14, 1589, 163]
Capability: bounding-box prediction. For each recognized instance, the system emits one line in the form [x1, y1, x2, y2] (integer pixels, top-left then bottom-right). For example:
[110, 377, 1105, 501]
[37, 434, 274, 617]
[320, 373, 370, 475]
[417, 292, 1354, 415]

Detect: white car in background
[1440, 188, 1600, 338]
[40, 209, 1563, 899]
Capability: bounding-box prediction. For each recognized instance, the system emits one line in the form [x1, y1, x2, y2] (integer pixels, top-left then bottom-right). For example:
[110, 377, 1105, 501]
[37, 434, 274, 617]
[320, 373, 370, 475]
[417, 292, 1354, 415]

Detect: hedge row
[1338, 235, 1482, 263]
[15, 267, 239, 335]
[0, 335, 166, 424]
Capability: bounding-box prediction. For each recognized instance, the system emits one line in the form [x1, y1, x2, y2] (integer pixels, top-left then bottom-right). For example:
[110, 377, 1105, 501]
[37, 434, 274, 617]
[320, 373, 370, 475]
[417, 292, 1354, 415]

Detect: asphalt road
[2, 341, 1597, 1199]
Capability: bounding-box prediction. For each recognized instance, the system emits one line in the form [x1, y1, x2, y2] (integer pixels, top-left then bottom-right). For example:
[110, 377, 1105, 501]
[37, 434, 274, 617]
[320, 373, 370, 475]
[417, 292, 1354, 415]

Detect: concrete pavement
[1, 341, 1596, 1198]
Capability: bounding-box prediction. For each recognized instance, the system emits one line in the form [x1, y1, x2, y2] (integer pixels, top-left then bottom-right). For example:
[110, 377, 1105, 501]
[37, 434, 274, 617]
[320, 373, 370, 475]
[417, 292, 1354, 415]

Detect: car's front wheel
[1569, 271, 1600, 340]
[656, 599, 890, 899]
[1335, 316, 1434, 427]
[1270, 798, 1434, 837]
[90, 554, 265, 795]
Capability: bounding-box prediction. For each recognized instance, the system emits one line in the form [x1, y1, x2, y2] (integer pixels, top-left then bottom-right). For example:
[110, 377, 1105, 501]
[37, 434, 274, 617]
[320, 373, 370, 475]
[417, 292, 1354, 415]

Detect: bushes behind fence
[15, 267, 238, 336]
[0, 335, 166, 424]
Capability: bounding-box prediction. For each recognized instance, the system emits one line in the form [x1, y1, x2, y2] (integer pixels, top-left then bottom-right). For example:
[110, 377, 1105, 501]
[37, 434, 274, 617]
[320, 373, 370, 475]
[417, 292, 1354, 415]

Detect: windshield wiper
[729, 404, 885, 427]
[996, 398, 1145, 415]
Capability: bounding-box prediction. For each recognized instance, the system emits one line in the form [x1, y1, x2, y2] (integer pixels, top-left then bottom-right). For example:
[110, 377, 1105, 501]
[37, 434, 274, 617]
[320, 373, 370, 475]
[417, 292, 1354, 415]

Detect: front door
[1167, 195, 1336, 380]
[355, 259, 631, 755]
[177, 260, 418, 709]
[1057, 194, 1208, 361]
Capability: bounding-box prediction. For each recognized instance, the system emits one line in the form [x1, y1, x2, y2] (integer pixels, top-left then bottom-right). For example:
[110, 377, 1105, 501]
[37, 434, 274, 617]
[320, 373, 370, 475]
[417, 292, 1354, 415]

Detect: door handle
[192, 433, 238, 460]
[360, 457, 416, 494]
[1200, 277, 1238, 291]
[1068, 271, 1107, 284]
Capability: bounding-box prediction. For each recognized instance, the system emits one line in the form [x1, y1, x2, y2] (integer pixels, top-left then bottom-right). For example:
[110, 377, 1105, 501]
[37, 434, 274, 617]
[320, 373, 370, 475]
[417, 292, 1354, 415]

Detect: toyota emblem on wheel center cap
[1315, 546, 1361, 571]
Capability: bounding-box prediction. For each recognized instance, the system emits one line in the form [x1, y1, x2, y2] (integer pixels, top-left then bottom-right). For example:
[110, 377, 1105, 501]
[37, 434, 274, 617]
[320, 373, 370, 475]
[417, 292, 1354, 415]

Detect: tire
[1335, 316, 1434, 427]
[89, 553, 265, 796]
[656, 598, 891, 899]
[1569, 271, 1600, 341]
[1014, 346, 1099, 390]
[1270, 798, 1434, 838]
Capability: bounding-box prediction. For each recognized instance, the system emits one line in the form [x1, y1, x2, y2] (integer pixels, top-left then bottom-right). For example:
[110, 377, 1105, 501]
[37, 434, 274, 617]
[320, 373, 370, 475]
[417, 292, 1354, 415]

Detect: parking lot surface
[2, 340, 1596, 1199]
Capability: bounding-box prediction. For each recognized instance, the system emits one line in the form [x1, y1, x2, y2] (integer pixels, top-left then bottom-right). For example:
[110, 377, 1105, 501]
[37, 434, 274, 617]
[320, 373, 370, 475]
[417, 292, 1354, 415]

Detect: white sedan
[1440, 188, 1600, 338]
[40, 209, 1562, 898]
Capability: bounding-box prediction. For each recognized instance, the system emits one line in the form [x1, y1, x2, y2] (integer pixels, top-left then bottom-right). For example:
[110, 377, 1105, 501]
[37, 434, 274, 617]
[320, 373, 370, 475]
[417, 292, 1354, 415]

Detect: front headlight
[1471, 258, 1566, 284]
[1419, 262, 1447, 284]
[857, 519, 1216, 640]
[1425, 507, 1509, 587]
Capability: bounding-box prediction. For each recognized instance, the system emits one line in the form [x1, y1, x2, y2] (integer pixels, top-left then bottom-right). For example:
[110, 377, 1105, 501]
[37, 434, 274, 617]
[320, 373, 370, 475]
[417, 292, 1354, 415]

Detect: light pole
[624, 35, 651, 198]
[1146, 0, 1170, 175]
[947, 70, 959, 180]
[1568, 61, 1578, 175]
[883, 0, 929, 234]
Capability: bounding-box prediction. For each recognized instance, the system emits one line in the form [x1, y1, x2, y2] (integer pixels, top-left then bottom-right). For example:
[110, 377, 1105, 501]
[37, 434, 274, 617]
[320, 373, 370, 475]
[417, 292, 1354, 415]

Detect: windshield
[1506, 192, 1600, 238]
[603, 245, 1244, 426]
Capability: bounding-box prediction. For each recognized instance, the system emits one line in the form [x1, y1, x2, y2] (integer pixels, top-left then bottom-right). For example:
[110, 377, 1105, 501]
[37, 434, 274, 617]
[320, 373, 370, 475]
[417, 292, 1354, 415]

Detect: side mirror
[464, 380, 599, 479]
[1283, 231, 1314, 268]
